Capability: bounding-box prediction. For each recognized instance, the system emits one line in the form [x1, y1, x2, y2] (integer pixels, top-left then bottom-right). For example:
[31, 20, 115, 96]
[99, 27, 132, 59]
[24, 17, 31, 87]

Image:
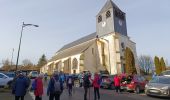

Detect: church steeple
[97, 0, 121, 16]
[96, 0, 127, 37]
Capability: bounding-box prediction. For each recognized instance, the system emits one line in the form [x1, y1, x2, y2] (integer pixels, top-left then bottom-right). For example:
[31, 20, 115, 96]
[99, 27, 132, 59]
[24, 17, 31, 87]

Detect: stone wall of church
[83, 42, 98, 73]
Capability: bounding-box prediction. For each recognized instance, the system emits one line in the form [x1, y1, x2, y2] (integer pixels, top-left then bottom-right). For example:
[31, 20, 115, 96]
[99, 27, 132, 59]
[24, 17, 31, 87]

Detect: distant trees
[160, 57, 166, 71]
[138, 55, 154, 75]
[154, 56, 166, 75]
[2, 59, 10, 66]
[22, 59, 33, 66]
[37, 54, 47, 67]
[124, 47, 137, 74]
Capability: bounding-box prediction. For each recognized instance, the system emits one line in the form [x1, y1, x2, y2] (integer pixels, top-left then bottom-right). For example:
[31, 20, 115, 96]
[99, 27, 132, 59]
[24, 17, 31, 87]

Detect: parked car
[100, 74, 115, 89]
[160, 70, 170, 77]
[28, 71, 38, 79]
[0, 72, 13, 88]
[3, 72, 15, 78]
[126, 75, 147, 93]
[145, 76, 170, 97]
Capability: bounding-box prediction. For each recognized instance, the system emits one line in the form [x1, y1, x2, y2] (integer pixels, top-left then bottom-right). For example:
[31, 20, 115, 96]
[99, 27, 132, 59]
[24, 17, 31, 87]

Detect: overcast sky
[0, 0, 170, 66]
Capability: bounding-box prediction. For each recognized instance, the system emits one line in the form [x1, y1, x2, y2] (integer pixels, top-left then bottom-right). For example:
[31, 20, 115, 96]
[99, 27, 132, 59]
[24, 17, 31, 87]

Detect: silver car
[145, 76, 170, 97]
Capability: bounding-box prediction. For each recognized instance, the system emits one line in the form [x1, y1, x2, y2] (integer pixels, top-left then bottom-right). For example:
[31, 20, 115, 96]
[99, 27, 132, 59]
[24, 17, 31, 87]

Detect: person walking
[83, 72, 90, 100]
[34, 74, 44, 100]
[114, 74, 121, 93]
[47, 72, 63, 100]
[12, 72, 29, 100]
[92, 73, 100, 100]
[66, 75, 74, 96]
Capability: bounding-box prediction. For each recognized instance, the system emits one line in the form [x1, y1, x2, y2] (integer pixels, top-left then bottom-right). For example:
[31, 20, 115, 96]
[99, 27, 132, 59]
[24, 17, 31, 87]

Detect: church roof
[57, 32, 96, 53]
[98, 0, 121, 15]
[50, 39, 95, 61]
[49, 32, 96, 62]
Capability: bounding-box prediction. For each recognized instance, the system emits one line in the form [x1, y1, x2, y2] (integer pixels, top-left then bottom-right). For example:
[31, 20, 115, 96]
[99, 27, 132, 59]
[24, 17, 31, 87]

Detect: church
[41, 0, 138, 75]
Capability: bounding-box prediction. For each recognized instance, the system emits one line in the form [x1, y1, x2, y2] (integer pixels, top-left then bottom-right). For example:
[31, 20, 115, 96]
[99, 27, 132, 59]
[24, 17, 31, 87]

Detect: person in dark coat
[47, 72, 63, 100]
[66, 75, 74, 96]
[12, 72, 29, 100]
[83, 73, 90, 100]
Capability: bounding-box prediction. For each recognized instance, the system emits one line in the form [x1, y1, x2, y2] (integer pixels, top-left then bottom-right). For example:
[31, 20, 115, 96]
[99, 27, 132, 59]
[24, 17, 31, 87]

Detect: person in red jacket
[114, 74, 121, 93]
[92, 73, 100, 100]
[34, 74, 44, 100]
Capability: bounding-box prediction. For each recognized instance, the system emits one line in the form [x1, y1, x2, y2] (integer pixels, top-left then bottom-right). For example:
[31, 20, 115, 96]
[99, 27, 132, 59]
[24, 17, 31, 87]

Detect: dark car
[126, 75, 147, 93]
[100, 74, 115, 89]
[4, 72, 16, 78]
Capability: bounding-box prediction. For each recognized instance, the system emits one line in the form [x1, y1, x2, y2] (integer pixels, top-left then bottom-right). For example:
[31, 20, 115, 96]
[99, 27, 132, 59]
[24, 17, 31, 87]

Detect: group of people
[12, 70, 125, 100]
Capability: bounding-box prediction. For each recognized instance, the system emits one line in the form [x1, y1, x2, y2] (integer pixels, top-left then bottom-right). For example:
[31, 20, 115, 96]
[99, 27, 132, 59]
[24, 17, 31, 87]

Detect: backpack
[31, 79, 37, 91]
[68, 78, 72, 84]
[53, 78, 61, 93]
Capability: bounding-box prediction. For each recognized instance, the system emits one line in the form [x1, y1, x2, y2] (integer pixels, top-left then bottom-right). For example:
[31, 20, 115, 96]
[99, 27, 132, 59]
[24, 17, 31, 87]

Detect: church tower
[96, 0, 127, 37]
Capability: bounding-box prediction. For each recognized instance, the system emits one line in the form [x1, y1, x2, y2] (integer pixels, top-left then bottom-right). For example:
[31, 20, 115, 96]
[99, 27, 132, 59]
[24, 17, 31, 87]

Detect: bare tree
[138, 55, 154, 74]
[2, 59, 10, 66]
[22, 59, 33, 66]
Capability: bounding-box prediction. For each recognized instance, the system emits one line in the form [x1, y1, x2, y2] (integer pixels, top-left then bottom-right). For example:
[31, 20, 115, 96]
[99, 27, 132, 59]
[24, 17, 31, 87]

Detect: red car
[126, 75, 147, 93]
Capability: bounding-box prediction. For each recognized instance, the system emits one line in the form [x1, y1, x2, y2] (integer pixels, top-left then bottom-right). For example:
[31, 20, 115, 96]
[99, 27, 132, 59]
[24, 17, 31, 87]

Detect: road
[1, 87, 169, 100]
[0, 79, 169, 100]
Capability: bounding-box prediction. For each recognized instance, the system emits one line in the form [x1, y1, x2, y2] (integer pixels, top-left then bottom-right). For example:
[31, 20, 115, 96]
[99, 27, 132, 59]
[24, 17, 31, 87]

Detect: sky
[0, 0, 170, 67]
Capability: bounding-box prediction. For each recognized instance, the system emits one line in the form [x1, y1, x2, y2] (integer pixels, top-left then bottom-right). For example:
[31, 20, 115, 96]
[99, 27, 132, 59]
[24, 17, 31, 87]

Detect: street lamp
[15, 22, 39, 71]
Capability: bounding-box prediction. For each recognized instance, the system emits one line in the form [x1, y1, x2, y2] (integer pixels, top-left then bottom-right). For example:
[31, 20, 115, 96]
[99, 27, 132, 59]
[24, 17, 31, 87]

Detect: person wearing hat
[34, 74, 44, 100]
[12, 71, 29, 100]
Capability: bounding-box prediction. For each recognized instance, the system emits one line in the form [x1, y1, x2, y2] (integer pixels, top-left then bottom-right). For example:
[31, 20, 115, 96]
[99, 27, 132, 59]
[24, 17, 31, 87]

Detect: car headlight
[161, 86, 169, 90]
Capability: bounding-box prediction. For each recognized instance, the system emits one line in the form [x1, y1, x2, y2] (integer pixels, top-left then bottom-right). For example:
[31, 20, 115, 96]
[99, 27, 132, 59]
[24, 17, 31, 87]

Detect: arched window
[72, 58, 78, 69]
[106, 10, 111, 18]
[98, 15, 102, 23]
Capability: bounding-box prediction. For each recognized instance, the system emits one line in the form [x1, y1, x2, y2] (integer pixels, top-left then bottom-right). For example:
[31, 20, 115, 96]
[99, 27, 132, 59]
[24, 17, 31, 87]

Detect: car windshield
[150, 77, 170, 84]
[5, 73, 15, 78]
[32, 72, 38, 75]
[159, 77, 170, 84]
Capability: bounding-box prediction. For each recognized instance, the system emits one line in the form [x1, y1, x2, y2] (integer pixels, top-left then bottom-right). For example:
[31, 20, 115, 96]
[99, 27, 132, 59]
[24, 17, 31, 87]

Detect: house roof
[49, 32, 96, 62]
[97, 0, 122, 16]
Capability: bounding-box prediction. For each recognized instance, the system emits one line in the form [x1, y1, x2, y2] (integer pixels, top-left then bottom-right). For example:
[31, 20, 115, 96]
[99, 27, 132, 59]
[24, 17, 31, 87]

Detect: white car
[0, 72, 13, 88]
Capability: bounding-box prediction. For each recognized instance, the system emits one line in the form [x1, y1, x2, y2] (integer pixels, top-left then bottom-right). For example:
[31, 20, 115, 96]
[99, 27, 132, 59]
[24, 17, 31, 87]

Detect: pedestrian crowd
[11, 70, 124, 100]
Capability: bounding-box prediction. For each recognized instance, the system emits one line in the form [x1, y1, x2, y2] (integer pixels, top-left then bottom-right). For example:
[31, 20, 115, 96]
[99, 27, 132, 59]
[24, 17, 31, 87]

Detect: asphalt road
[0, 87, 169, 100]
[0, 79, 169, 100]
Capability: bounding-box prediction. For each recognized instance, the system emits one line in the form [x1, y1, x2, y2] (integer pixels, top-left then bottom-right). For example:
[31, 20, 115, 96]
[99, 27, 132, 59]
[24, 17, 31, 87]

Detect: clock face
[119, 20, 123, 26]
[102, 21, 106, 27]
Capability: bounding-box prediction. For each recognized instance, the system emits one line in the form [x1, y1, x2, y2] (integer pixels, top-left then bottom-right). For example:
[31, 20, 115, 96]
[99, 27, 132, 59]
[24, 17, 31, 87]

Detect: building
[41, 0, 138, 75]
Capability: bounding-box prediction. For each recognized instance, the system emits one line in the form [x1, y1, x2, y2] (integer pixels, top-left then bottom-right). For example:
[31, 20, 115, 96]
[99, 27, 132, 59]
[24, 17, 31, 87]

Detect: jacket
[114, 76, 121, 87]
[12, 75, 29, 96]
[83, 75, 90, 88]
[47, 74, 63, 95]
[34, 78, 43, 96]
[93, 74, 100, 88]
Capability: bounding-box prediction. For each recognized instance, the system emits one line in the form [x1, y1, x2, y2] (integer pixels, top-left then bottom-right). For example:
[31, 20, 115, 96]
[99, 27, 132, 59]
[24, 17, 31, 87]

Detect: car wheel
[135, 86, 140, 94]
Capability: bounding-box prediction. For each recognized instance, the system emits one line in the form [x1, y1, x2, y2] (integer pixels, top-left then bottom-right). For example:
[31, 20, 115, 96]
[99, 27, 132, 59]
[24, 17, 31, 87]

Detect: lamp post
[15, 22, 38, 71]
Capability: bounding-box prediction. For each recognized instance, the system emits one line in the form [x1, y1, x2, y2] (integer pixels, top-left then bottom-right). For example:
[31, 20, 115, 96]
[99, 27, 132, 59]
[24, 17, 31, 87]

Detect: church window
[115, 10, 125, 20]
[106, 10, 111, 18]
[92, 48, 94, 54]
[98, 15, 102, 23]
